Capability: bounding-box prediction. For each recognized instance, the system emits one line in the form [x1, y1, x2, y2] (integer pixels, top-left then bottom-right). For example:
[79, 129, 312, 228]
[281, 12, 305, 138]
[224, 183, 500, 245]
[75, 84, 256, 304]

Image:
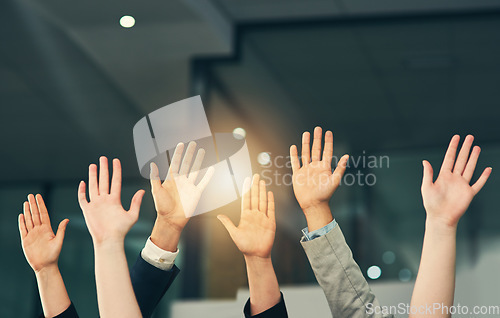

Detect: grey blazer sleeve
[301, 225, 393, 318]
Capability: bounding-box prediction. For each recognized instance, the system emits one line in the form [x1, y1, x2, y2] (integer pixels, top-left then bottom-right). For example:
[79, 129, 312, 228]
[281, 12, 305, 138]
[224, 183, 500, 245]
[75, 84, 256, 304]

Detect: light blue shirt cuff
[301, 219, 337, 241]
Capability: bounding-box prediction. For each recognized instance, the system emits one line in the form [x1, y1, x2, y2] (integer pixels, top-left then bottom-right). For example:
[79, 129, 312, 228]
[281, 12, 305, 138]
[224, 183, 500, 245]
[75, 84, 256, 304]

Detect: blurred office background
[1, 0, 500, 317]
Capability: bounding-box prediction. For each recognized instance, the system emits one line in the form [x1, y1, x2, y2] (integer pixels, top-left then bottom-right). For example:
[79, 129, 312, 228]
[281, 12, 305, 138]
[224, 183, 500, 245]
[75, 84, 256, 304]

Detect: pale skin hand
[78, 157, 145, 244]
[19, 194, 71, 318]
[218, 175, 276, 259]
[290, 126, 349, 231]
[218, 175, 281, 315]
[410, 135, 492, 318]
[149, 141, 214, 252]
[421, 135, 491, 228]
[78, 156, 145, 318]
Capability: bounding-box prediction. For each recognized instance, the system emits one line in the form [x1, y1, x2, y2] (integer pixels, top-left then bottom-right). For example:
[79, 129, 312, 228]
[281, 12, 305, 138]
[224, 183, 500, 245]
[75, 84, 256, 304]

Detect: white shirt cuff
[140, 237, 179, 271]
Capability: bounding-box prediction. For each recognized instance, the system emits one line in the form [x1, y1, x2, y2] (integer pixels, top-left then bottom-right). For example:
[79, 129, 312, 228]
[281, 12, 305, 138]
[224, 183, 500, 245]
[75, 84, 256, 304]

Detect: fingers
[251, 174, 260, 210]
[179, 141, 196, 176]
[55, 219, 69, 245]
[463, 146, 481, 182]
[196, 166, 214, 191]
[99, 156, 110, 195]
[323, 130, 334, 165]
[188, 148, 206, 182]
[18, 214, 28, 239]
[78, 181, 89, 209]
[290, 145, 300, 173]
[259, 180, 267, 214]
[28, 194, 41, 226]
[128, 190, 145, 219]
[88, 164, 99, 200]
[331, 154, 349, 184]
[110, 159, 122, 198]
[422, 160, 434, 188]
[23, 201, 33, 231]
[472, 167, 492, 195]
[267, 191, 275, 223]
[150, 162, 162, 191]
[166, 142, 185, 180]
[453, 135, 474, 175]
[301, 131, 311, 166]
[36, 194, 50, 225]
[241, 177, 251, 211]
[440, 135, 460, 174]
[311, 126, 323, 162]
[217, 215, 237, 238]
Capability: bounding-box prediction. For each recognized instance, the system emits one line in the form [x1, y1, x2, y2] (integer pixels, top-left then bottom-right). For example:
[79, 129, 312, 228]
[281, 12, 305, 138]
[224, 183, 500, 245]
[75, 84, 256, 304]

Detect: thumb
[55, 219, 69, 244]
[197, 166, 215, 192]
[150, 162, 162, 191]
[217, 215, 237, 238]
[422, 160, 434, 189]
[129, 190, 145, 220]
[332, 154, 349, 184]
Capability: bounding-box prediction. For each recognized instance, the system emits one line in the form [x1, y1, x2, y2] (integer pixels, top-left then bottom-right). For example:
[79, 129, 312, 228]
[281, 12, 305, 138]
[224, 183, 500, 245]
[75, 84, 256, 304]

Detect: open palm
[290, 127, 348, 211]
[78, 157, 145, 244]
[19, 194, 69, 273]
[422, 135, 492, 227]
[218, 175, 276, 259]
[150, 141, 214, 231]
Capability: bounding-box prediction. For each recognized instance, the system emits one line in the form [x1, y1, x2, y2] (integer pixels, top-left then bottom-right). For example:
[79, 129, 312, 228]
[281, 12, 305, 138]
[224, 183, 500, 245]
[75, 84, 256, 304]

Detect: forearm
[94, 241, 142, 318]
[244, 256, 281, 316]
[150, 218, 182, 253]
[35, 265, 72, 318]
[410, 219, 457, 318]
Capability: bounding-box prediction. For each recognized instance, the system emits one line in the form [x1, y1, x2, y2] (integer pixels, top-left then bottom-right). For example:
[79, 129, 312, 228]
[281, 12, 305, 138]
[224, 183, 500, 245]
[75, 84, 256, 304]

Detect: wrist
[244, 255, 273, 268]
[156, 213, 186, 233]
[34, 263, 59, 276]
[302, 202, 333, 232]
[425, 217, 458, 236]
[93, 238, 125, 251]
[301, 201, 330, 214]
[150, 218, 183, 252]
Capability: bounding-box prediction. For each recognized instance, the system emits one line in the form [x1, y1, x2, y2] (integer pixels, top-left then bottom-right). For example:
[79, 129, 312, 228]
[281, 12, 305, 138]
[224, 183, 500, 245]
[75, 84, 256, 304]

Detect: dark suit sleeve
[38, 303, 79, 318]
[130, 254, 180, 318]
[243, 293, 288, 318]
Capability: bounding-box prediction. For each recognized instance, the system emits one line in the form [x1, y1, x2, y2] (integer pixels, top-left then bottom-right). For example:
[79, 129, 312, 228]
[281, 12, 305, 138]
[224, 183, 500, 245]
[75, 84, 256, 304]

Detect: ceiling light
[120, 15, 135, 28]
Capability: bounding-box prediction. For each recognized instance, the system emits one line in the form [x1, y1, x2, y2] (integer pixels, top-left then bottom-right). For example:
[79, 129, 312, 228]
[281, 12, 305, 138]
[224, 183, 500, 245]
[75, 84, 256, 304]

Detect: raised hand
[290, 126, 348, 231]
[410, 135, 492, 318]
[19, 194, 69, 273]
[218, 175, 282, 316]
[150, 141, 214, 231]
[218, 175, 275, 259]
[78, 157, 144, 318]
[19, 194, 72, 317]
[78, 156, 145, 244]
[421, 135, 492, 227]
